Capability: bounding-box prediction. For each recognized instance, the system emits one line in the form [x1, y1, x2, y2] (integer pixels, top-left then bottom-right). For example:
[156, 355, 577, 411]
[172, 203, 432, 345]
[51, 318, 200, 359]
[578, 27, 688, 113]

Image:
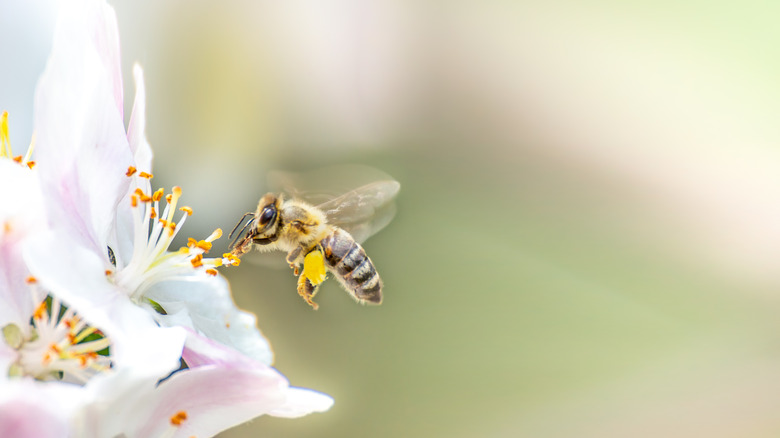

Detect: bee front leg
[286, 246, 305, 275]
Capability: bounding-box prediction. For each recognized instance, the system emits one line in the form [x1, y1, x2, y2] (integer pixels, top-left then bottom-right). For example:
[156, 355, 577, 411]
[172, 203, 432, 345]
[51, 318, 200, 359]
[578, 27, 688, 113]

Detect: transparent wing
[268, 165, 401, 243]
[316, 180, 400, 243]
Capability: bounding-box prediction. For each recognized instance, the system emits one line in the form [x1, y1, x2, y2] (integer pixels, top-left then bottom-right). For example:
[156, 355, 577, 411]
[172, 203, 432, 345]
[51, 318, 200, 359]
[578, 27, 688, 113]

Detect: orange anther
[179, 206, 193, 216]
[131, 195, 138, 207]
[126, 166, 137, 177]
[170, 411, 188, 426]
[12, 155, 22, 163]
[153, 188, 164, 202]
[150, 207, 157, 219]
[33, 301, 47, 320]
[26, 161, 35, 169]
[190, 254, 204, 268]
[205, 268, 218, 276]
[25, 276, 37, 284]
[139, 171, 153, 179]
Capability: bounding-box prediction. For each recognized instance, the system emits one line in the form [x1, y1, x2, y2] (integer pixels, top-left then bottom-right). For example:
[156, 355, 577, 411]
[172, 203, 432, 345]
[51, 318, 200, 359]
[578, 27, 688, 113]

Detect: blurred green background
[5, 1, 780, 437]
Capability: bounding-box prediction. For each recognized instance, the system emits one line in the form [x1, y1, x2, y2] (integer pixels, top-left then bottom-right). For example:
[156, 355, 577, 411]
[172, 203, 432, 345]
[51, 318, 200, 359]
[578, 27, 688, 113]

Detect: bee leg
[286, 245, 307, 275]
[297, 275, 321, 310]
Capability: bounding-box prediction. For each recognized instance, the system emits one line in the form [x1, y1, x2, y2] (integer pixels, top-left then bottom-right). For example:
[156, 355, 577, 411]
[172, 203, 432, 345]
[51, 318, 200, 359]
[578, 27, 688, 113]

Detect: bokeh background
[4, 1, 780, 437]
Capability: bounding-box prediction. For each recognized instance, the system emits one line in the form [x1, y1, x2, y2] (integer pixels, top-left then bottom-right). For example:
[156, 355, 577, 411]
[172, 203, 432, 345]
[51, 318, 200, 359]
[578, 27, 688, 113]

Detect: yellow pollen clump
[170, 411, 188, 426]
[105, 269, 113, 276]
[222, 253, 241, 266]
[26, 161, 35, 169]
[26, 276, 38, 284]
[126, 166, 137, 177]
[303, 250, 327, 285]
[131, 195, 138, 208]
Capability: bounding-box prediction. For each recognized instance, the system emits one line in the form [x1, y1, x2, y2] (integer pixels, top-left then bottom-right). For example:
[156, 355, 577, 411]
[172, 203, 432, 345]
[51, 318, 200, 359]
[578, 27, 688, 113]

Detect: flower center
[3, 277, 112, 383]
[0, 111, 36, 168]
[113, 167, 239, 303]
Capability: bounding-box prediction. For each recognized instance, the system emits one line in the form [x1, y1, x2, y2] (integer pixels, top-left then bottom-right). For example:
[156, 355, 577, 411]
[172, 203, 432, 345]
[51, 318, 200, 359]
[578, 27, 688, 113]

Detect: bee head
[252, 193, 281, 242]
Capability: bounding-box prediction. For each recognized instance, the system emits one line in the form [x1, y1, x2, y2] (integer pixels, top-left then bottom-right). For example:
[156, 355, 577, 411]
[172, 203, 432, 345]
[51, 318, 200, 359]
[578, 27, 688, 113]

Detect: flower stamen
[117, 173, 231, 304]
[0, 111, 35, 167]
[3, 283, 113, 383]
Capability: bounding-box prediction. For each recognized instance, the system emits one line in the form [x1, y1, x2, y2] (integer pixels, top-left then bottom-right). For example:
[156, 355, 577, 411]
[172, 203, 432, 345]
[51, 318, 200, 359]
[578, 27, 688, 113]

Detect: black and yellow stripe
[321, 228, 382, 304]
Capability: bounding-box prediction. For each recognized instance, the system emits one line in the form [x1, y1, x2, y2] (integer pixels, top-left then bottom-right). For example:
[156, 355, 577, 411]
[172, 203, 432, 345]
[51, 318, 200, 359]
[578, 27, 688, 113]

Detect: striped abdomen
[320, 228, 382, 304]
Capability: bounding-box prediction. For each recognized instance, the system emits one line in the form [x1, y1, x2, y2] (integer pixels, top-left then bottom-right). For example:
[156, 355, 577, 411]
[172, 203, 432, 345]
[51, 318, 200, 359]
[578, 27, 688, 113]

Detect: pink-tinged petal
[132, 363, 289, 438]
[33, 0, 133, 257]
[0, 378, 88, 438]
[76, 0, 124, 117]
[117, 331, 332, 438]
[0, 160, 45, 332]
[147, 275, 274, 365]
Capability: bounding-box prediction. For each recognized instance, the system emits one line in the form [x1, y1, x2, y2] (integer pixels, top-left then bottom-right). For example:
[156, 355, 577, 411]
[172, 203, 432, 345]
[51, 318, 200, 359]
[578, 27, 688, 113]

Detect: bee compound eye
[259, 207, 276, 225]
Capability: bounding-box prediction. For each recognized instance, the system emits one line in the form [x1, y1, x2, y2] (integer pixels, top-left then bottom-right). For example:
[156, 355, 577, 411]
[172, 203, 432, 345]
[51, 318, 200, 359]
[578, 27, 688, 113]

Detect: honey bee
[229, 167, 400, 309]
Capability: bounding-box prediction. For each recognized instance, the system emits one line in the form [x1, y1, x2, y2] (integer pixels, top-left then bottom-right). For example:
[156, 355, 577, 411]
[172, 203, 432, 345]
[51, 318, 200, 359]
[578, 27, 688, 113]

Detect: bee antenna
[229, 212, 255, 240]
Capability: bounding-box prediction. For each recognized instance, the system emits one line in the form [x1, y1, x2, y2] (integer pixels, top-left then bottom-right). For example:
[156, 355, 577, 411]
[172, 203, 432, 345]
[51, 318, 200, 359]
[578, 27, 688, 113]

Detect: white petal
[23, 230, 187, 375]
[110, 64, 155, 267]
[267, 387, 335, 418]
[146, 275, 274, 365]
[0, 161, 45, 331]
[33, 0, 133, 257]
[127, 64, 153, 172]
[0, 343, 18, 378]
